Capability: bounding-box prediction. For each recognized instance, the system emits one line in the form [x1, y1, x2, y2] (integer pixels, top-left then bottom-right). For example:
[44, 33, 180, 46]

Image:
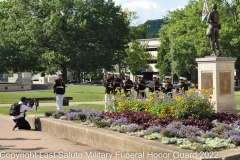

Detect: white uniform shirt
[12, 101, 36, 119]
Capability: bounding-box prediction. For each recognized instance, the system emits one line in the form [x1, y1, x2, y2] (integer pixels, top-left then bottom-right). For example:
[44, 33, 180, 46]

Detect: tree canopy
[156, 0, 240, 80]
[0, 0, 132, 82]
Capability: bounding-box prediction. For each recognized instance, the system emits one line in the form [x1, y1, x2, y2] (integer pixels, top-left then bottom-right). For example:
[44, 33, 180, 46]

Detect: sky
[113, 0, 189, 25]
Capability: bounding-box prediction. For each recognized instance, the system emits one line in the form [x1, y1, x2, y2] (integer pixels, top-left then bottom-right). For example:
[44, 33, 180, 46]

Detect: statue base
[196, 56, 237, 113]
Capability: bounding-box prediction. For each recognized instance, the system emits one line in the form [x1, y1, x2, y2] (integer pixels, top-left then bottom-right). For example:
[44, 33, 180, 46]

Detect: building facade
[130, 38, 160, 80]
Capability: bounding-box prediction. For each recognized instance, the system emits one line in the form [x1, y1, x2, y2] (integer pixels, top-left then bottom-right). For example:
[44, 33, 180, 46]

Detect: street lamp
[171, 32, 176, 84]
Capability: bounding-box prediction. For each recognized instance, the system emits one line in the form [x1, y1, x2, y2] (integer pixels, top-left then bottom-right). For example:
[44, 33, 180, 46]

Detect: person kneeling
[12, 97, 37, 131]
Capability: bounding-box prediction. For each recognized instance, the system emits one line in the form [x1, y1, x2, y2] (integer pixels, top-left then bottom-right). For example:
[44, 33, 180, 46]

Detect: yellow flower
[201, 89, 206, 94]
[195, 101, 199, 104]
[127, 91, 131, 95]
[175, 96, 181, 101]
[185, 105, 189, 108]
[122, 94, 125, 97]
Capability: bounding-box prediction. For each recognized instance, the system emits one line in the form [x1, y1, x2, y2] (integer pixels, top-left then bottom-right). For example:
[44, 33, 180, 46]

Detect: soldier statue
[207, 4, 221, 56]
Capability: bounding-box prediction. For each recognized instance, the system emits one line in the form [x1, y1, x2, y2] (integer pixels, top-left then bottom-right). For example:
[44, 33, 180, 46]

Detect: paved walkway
[0, 101, 104, 107]
[0, 114, 126, 160]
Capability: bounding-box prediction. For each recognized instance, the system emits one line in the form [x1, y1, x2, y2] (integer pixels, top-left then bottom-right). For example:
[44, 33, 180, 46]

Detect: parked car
[68, 80, 77, 84]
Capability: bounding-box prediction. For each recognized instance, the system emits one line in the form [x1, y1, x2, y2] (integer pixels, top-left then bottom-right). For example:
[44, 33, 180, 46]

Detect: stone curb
[26, 115, 240, 160]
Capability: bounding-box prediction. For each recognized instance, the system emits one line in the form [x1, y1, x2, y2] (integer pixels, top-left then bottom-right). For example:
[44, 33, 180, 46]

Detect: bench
[27, 97, 73, 106]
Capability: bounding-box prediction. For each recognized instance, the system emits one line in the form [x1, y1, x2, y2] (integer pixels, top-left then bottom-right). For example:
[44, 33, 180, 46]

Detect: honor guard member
[12, 97, 38, 131]
[163, 77, 173, 97]
[134, 75, 146, 99]
[177, 77, 189, 94]
[113, 73, 123, 95]
[53, 72, 66, 110]
[104, 72, 114, 112]
[123, 74, 133, 96]
[149, 75, 162, 93]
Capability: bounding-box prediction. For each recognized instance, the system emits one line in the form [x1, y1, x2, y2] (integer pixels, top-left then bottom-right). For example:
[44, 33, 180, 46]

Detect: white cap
[125, 74, 130, 77]
[107, 72, 113, 75]
[165, 76, 171, 79]
[152, 75, 158, 78]
[57, 72, 62, 76]
[114, 73, 120, 75]
[179, 77, 186, 80]
[137, 75, 143, 78]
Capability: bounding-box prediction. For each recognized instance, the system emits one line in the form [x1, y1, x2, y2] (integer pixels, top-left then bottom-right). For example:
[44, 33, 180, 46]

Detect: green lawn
[235, 91, 240, 110]
[0, 84, 105, 104]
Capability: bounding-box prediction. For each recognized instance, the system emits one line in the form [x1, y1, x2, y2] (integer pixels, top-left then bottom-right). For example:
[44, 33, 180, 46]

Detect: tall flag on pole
[202, 0, 209, 22]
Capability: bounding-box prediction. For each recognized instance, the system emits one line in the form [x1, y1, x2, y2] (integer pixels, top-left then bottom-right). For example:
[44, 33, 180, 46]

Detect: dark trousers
[13, 117, 31, 130]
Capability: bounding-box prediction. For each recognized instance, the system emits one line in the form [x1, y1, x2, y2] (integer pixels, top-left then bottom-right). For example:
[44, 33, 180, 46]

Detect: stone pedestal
[196, 56, 236, 112]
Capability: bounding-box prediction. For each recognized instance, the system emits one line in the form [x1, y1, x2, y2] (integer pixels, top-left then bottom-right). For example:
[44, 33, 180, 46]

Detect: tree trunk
[77, 70, 81, 83]
[61, 65, 68, 84]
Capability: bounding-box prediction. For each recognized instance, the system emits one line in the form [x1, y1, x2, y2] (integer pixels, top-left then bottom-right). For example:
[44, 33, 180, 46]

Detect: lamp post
[171, 32, 176, 84]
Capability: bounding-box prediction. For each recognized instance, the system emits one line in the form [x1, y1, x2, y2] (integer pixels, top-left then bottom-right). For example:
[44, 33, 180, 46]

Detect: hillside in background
[144, 19, 165, 38]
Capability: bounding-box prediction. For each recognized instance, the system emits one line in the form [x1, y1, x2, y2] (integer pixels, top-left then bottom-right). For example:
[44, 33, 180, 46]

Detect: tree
[144, 19, 165, 38]
[123, 40, 152, 76]
[156, 0, 240, 80]
[0, 0, 131, 83]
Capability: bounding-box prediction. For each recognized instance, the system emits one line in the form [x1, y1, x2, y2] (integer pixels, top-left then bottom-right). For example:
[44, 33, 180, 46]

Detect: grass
[235, 91, 240, 110]
[0, 84, 105, 104]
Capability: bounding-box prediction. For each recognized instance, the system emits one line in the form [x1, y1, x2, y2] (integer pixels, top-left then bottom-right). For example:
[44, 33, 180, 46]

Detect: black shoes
[13, 125, 17, 131]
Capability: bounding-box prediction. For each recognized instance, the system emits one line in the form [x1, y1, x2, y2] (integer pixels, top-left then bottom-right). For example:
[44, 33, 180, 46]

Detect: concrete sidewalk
[0, 114, 125, 160]
[0, 101, 104, 107]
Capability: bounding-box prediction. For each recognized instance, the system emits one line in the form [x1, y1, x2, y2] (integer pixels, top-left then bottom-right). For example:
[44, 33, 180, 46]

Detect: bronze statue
[206, 4, 221, 56]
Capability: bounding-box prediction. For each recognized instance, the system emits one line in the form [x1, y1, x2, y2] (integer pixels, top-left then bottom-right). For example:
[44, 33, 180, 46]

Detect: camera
[26, 98, 39, 109]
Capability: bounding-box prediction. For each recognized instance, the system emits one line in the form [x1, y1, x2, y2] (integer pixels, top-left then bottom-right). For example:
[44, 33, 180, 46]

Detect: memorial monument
[196, 4, 237, 112]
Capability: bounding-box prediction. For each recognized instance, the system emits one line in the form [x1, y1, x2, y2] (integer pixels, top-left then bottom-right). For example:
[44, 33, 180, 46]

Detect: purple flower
[111, 118, 128, 126]
[65, 112, 78, 121]
[52, 111, 65, 119]
[179, 125, 201, 138]
[127, 124, 140, 132]
[69, 108, 82, 113]
[166, 121, 183, 130]
[222, 130, 240, 139]
[202, 130, 220, 138]
[229, 134, 240, 145]
[146, 126, 162, 135]
[212, 123, 233, 134]
[234, 120, 240, 126]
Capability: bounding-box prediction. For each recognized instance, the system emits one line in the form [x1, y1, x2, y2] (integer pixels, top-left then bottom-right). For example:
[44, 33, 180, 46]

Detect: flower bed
[45, 109, 240, 151]
[45, 88, 240, 151]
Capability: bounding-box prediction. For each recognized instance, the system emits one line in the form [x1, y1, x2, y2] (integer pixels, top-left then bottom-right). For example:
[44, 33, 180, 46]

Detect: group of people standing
[104, 72, 180, 112]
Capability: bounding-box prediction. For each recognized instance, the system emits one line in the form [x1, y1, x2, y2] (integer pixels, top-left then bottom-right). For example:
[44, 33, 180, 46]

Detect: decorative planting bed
[37, 87, 240, 160]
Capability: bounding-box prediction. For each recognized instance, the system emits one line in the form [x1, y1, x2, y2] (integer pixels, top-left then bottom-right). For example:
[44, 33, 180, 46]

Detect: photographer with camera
[12, 97, 38, 131]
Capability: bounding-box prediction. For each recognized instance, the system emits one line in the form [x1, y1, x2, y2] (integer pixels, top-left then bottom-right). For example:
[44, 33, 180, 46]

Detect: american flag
[202, 0, 209, 22]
